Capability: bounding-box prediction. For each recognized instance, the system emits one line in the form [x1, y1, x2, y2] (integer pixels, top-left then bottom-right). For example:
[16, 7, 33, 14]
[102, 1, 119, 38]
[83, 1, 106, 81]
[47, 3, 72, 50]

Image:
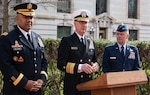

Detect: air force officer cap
[116, 23, 128, 32]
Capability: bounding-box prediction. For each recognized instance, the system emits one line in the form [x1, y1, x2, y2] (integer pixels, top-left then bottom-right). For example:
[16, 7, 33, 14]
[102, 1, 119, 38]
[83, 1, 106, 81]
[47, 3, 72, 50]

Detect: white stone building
[1, 0, 150, 41]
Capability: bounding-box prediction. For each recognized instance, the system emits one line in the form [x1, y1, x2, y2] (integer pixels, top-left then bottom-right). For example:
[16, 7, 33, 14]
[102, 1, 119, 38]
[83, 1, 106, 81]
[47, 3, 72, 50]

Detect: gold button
[80, 59, 83, 62]
[81, 75, 83, 78]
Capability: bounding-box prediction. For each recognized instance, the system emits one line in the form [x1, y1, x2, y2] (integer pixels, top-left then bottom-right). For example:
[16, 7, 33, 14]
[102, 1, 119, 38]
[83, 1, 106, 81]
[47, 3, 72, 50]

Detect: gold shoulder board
[1, 32, 8, 36]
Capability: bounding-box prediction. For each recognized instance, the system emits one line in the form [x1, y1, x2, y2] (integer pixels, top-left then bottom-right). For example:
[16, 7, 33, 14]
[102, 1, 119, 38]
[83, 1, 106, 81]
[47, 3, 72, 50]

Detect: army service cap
[116, 23, 128, 32]
[72, 9, 91, 22]
[14, 2, 37, 16]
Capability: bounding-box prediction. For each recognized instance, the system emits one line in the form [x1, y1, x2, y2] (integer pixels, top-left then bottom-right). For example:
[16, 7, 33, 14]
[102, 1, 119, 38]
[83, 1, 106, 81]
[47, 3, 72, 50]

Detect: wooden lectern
[77, 70, 147, 95]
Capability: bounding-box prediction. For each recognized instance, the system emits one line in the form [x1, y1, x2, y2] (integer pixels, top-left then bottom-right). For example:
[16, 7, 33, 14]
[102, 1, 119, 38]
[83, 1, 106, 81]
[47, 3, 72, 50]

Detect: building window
[57, 0, 71, 13]
[57, 26, 71, 39]
[128, 0, 137, 18]
[129, 30, 138, 40]
[96, 0, 107, 15]
[99, 28, 106, 39]
[0, 26, 2, 35]
[16, 0, 22, 4]
[0, 0, 2, 4]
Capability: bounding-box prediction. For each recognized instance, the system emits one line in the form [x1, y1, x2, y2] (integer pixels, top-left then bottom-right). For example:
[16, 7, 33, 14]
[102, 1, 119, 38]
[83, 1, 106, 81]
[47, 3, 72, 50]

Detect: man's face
[16, 14, 34, 32]
[74, 21, 88, 36]
[116, 31, 129, 45]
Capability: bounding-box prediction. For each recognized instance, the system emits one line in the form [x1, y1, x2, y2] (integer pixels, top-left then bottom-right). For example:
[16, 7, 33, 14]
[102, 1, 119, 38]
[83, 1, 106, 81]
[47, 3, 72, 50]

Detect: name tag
[71, 47, 78, 50]
[110, 57, 116, 59]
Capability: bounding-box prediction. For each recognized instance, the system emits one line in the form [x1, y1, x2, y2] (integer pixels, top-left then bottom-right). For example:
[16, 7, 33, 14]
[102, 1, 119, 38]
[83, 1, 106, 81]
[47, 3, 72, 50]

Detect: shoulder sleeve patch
[1, 32, 8, 36]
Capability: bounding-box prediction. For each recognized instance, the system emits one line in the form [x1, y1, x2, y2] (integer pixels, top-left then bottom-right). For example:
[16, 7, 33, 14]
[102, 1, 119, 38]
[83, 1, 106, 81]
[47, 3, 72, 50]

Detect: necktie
[27, 34, 32, 44]
[80, 38, 85, 55]
[121, 46, 124, 59]
[81, 38, 84, 45]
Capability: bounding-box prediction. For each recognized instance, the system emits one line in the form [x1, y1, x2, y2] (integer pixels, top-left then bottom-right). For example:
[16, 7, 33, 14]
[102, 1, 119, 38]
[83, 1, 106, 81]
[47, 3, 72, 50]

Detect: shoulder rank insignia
[1, 32, 8, 36]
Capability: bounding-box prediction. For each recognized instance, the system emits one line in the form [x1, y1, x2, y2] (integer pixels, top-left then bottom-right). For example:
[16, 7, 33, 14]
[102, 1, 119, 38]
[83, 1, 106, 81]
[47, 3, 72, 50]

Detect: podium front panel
[92, 86, 136, 95]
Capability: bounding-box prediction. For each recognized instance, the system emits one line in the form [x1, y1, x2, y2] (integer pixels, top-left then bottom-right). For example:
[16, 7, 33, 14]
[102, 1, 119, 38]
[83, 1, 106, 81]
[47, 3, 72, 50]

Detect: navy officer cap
[72, 9, 91, 22]
[14, 2, 37, 16]
[116, 23, 128, 32]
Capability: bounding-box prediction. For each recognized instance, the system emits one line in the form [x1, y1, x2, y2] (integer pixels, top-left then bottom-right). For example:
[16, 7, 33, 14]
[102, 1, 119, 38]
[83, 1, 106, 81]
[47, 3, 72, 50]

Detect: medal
[38, 37, 44, 47]
[18, 56, 24, 62]
[13, 56, 18, 62]
[89, 39, 94, 49]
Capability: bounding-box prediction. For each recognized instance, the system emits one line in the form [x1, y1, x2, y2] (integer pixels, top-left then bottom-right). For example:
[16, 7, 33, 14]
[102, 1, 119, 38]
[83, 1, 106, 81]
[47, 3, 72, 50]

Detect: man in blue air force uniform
[102, 23, 140, 73]
[0, 2, 48, 95]
[57, 9, 99, 95]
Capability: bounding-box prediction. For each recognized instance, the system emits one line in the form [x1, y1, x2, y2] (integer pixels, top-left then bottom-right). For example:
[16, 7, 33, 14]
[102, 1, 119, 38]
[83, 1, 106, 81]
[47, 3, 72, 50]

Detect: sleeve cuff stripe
[40, 71, 48, 79]
[66, 62, 75, 74]
[13, 73, 24, 86]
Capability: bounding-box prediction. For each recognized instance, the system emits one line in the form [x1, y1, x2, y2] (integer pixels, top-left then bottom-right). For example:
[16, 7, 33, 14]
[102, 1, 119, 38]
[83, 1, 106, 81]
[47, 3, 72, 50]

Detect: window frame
[129, 30, 138, 41]
[96, 0, 107, 15]
[57, 0, 71, 13]
[128, 0, 138, 19]
[57, 26, 71, 39]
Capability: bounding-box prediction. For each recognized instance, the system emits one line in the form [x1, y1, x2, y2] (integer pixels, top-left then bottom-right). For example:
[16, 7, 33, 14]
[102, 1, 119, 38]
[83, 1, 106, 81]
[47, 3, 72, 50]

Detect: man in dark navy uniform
[57, 9, 99, 95]
[0, 2, 48, 95]
[102, 23, 140, 73]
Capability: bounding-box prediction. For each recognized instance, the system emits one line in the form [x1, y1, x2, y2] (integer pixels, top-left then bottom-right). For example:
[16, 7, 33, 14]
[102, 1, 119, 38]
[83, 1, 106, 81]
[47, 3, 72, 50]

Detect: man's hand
[34, 79, 44, 88]
[24, 79, 44, 92]
[24, 80, 39, 92]
[81, 63, 94, 74]
[91, 62, 99, 72]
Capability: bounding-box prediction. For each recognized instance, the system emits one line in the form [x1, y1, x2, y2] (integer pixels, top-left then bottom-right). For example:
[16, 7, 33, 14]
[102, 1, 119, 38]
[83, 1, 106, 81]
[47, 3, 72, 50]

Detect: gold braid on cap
[16, 9, 35, 12]
[74, 17, 89, 22]
[16, 9, 35, 16]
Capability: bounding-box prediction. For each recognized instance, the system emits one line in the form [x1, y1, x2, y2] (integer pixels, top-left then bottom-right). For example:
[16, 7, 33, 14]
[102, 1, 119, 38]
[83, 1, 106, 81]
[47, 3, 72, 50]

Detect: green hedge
[0, 39, 150, 95]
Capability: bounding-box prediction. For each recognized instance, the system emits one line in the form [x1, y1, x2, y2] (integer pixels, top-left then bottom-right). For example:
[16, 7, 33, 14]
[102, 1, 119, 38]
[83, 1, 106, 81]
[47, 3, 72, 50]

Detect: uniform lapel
[82, 37, 89, 57]
[31, 32, 39, 49]
[114, 43, 124, 62]
[72, 33, 84, 54]
[17, 29, 34, 50]
[19, 35, 34, 50]
[85, 37, 89, 53]
[124, 45, 130, 62]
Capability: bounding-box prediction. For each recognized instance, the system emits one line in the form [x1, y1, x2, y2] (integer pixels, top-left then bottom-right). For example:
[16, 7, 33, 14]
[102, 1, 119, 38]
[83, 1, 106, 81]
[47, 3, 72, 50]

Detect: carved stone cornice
[94, 13, 116, 28]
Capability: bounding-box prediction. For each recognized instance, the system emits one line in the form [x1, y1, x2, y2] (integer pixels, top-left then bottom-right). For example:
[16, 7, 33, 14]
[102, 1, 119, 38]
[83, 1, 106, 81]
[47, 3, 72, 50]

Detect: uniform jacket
[57, 33, 97, 95]
[102, 43, 140, 73]
[0, 26, 48, 95]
